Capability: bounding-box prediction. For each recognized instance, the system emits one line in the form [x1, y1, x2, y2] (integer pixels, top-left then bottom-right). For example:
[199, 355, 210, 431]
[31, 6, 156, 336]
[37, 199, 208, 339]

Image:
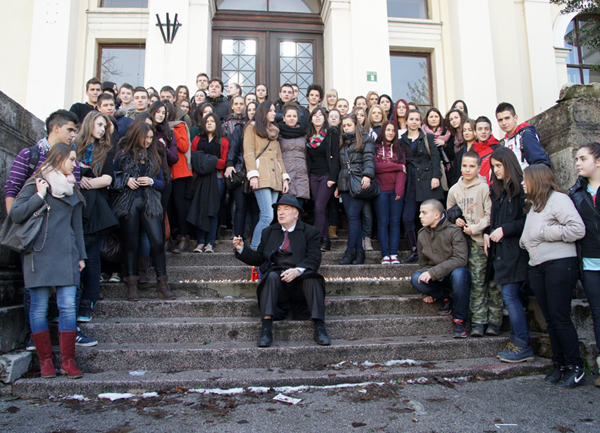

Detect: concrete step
[165, 249, 410, 266]
[78, 314, 453, 344]
[37, 334, 545, 373]
[91, 295, 442, 319]
[12, 357, 552, 399]
[99, 278, 418, 299]
[219, 227, 351, 240]
[157, 263, 420, 282]
[205, 238, 410, 253]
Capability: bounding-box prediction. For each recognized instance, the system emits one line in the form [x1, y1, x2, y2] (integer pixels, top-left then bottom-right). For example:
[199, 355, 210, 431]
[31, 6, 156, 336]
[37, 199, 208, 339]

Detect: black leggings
[168, 177, 190, 237]
[120, 197, 167, 277]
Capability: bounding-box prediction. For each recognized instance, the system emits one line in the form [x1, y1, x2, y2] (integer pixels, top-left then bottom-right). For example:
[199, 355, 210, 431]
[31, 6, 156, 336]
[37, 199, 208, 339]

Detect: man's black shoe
[544, 362, 565, 384]
[339, 250, 355, 265]
[314, 326, 331, 346]
[320, 239, 331, 252]
[555, 365, 585, 388]
[437, 297, 453, 316]
[257, 327, 273, 347]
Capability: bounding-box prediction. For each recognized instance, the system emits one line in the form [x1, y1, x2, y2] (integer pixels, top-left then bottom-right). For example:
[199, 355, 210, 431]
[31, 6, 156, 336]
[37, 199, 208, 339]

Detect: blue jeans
[197, 177, 225, 246]
[30, 286, 77, 333]
[361, 200, 373, 238]
[500, 282, 530, 342]
[411, 268, 471, 321]
[252, 188, 280, 250]
[583, 270, 600, 351]
[81, 237, 103, 304]
[341, 192, 365, 253]
[374, 190, 404, 257]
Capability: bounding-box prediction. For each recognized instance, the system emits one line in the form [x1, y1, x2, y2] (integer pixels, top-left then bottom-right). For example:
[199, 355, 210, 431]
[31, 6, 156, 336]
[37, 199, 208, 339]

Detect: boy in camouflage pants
[447, 151, 503, 337]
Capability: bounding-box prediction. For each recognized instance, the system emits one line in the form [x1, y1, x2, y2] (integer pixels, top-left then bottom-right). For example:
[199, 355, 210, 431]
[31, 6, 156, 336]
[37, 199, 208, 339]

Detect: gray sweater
[519, 191, 585, 266]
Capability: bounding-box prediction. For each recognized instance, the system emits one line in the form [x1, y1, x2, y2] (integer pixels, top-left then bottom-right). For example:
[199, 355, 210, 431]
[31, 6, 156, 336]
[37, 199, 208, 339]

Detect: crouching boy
[448, 151, 503, 337]
[410, 199, 471, 338]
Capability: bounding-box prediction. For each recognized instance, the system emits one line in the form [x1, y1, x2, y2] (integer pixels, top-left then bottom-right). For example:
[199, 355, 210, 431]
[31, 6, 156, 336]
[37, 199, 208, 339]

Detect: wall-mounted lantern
[156, 13, 182, 44]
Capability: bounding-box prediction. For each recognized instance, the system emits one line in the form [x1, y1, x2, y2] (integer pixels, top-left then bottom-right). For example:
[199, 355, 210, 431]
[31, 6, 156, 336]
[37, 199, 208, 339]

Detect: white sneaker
[204, 244, 214, 253]
[109, 272, 121, 283]
[381, 256, 391, 265]
[194, 243, 205, 253]
[390, 255, 400, 265]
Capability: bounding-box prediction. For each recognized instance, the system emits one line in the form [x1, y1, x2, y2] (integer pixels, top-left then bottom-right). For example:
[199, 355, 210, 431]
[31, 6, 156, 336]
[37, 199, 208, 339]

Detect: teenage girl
[325, 89, 338, 111]
[392, 99, 409, 135]
[378, 94, 394, 120]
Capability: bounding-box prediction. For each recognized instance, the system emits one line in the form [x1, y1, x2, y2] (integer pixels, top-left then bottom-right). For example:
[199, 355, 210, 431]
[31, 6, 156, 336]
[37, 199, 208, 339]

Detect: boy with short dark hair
[69, 77, 102, 123]
[206, 77, 229, 121]
[448, 151, 503, 337]
[495, 102, 550, 170]
[196, 73, 209, 92]
[127, 86, 149, 119]
[118, 83, 135, 111]
[410, 199, 470, 338]
[473, 116, 501, 184]
[160, 86, 191, 129]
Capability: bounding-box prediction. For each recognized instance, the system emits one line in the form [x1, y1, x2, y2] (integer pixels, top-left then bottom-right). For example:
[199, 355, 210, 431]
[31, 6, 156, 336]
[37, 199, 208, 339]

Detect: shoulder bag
[344, 147, 380, 200]
[0, 199, 50, 254]
[423, 134, 449, 191]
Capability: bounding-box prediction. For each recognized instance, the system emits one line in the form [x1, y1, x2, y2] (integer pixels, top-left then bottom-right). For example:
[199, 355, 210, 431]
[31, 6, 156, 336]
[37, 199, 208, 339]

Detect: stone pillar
[25, 0, 79, 120]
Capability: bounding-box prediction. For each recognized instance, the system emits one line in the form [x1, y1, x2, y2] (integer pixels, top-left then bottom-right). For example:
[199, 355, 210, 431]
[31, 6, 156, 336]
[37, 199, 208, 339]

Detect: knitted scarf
[43, 168, 74, 198]
[278, 121, 307, 139]
[422, 125, 451, 144]
[308, 129, 327, 149]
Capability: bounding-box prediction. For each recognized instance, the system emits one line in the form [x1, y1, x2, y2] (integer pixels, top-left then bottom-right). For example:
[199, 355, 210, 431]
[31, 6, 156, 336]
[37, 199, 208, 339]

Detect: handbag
[0, 201, 50, 254]
[224, 165, 247, 190]
[348, 170, 380, 200]
[100, 230, 123, 263]
[109, 171, 130, 192]
[423, 134, 449, 191]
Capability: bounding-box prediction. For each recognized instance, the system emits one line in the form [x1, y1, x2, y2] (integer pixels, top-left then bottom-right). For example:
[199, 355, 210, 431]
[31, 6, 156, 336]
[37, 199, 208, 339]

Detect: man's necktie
[281, 230, 290, 253]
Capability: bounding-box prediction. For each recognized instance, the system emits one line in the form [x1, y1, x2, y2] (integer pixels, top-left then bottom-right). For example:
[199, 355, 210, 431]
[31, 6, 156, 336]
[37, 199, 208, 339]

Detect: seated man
[233, 194, 330, 348]
[410, 199, 471, 338]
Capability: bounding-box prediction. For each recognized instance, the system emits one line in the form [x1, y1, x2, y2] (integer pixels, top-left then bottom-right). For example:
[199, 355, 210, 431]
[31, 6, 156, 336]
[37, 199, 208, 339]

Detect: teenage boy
[410, 199, 470, 338]
[98, 93, 132, 143]
[196, 73, 209, 92]
[306, 83, 323, 113]
[473, 116, 500, 184]
[159, 86, 192, 129]
[4, 110, 97, 350]
[495, 102, 550, 170]
[127, 86, 149, 119]
[448, 151, 503, 337]
[206, 78, 230, 122]
[118, 83, 135, 111]
[291, 83, 300, 102]
[275, 83, 307, 128]
[69, 77, 102, 123]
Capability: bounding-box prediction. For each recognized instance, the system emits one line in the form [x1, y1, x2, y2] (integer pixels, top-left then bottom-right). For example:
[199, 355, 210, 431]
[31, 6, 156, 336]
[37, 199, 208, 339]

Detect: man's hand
[418, 271, 432, 284]
[463, 224, 473, 236]
[232, 236, 244, 251]
[281, 268, 301, 283]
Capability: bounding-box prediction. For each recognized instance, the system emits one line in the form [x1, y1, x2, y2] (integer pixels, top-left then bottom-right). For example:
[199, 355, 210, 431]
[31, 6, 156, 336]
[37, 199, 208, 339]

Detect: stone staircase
[12, 228, 551, 398]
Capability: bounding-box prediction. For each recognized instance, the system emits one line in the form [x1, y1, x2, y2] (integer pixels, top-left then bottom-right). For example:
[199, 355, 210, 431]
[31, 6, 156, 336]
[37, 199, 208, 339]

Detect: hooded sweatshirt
[447, 174, 491, 246]
[473, 135, 500, 185]
[502, 122, 550, 170]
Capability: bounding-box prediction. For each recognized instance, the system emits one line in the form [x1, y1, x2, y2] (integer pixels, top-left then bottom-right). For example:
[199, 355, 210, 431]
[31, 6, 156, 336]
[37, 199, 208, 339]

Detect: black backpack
[26, 145, 40, 178]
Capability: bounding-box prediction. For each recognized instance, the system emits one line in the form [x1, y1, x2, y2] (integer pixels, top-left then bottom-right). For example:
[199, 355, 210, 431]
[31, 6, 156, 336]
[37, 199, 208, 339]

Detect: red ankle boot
[59, 330, 82, 379]
[31, 330, 56, 378]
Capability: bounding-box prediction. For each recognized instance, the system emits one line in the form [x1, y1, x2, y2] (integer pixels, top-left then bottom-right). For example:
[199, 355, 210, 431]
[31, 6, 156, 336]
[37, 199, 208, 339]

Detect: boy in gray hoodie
[447, 151, 503, 337]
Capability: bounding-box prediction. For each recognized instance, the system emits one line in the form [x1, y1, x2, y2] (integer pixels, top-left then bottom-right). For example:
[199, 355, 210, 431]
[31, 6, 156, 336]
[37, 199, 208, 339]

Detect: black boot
[339, 250, 356, 265]
[352, 249, 366, 265]
[257, 319, 273, 347]
[320, 239, 331, 252]
[401, 229, 418, 263]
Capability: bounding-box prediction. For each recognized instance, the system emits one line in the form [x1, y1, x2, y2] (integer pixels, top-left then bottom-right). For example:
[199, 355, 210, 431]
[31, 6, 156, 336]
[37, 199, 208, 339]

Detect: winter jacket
[155, 124, 179, 184]
[114, 108, 133, 142]
[374, 141, 406, 197]
[337, 131, 375, 193]
[417, 215, 469, 281]
[205, 95, 230, 122]
[306, 129, 341, 183]
[399, 129, 444, 202]
[243, 123, 290, 191]
[447, 174, 492, 246]
[186, 151, 220, 232]
[487, 185, 529, 285]
[501, 123, 550, 170]
[520, 191, 585, 267]
[225, 122, 246, 172]
[169, 121, 193, 180]
[473, 136, 500, 185]
[279, 134, 310, 200]
[274, 99, 308, 131]
[569, 176, 600, 260]
[191, 136, 229, 178]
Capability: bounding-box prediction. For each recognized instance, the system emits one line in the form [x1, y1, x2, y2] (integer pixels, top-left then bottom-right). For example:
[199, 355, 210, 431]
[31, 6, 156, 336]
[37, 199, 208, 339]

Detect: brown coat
[243, 123, 290, 191]
[416, 216, 468, 281]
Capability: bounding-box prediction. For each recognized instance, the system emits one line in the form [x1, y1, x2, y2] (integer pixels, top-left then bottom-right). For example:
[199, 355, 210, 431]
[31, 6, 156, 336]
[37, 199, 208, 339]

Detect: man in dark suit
[233, 195, 330, 348]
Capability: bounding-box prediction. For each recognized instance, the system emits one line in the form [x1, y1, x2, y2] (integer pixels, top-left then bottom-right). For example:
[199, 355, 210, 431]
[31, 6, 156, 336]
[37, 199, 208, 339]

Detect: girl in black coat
[484, 147, 532, 362]
[570, 142, 600, 386]
[334, 113, 375, 265]
[399, 109, 444, 263]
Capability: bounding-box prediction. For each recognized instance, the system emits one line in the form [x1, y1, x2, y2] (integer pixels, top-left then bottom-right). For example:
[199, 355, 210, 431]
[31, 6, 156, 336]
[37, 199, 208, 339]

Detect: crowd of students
[4, 74, 599, 389]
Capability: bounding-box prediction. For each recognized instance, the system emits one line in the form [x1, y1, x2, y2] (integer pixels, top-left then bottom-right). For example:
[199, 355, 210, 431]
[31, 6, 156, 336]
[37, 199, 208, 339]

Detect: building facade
[1, 0, 597, 123]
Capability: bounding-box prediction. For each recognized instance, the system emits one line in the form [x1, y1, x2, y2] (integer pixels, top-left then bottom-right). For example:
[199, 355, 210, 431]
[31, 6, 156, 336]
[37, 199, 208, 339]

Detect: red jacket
[191, 136, 230, 178]
[473, 135, 500, 185]
[374, 142, 406, 197]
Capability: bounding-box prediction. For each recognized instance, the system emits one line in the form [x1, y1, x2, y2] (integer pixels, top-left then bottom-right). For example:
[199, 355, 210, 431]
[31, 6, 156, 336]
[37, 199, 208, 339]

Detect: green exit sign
[367, 71, 377, 82]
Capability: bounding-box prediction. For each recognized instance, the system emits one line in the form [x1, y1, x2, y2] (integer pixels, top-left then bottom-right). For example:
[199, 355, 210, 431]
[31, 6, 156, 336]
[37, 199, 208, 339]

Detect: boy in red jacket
[473, 116, 500, 185]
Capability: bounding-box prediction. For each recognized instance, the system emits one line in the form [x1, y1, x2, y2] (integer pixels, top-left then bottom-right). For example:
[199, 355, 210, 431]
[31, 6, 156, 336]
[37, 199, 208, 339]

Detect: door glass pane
[564, 20, 579, 64]
[101, 0, 148, 7]
[390, 54, 431, 111]
[279, 41, 314, 105]
[221, 39, 257, 96]
[387, 0, 428, 19]
[218, 0, 267, 11]
[269, 0, 318, 13]
[100, 46, 145, 87]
